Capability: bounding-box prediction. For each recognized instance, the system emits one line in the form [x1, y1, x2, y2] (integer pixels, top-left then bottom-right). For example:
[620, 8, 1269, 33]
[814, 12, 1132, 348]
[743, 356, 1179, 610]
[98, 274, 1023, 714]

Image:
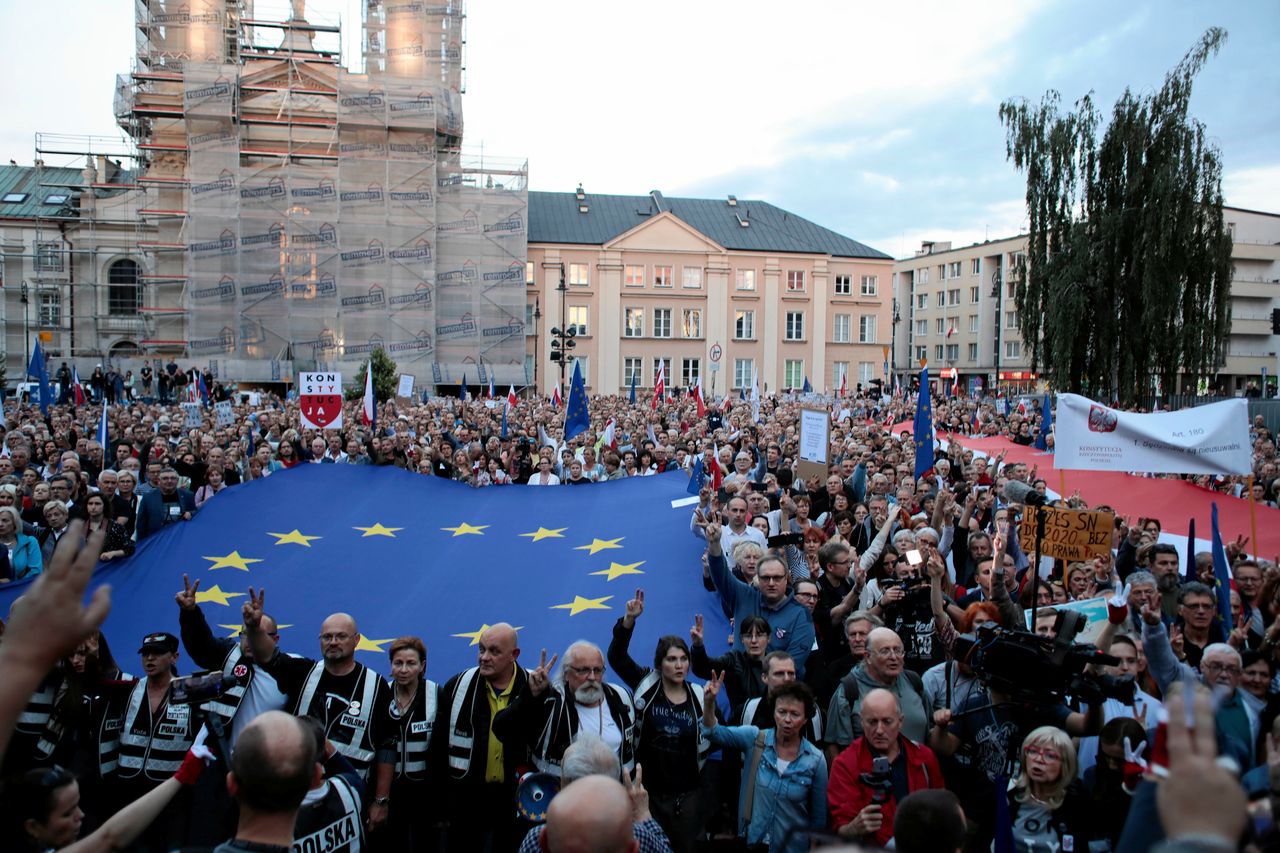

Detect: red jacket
[828, 735, 944, 848]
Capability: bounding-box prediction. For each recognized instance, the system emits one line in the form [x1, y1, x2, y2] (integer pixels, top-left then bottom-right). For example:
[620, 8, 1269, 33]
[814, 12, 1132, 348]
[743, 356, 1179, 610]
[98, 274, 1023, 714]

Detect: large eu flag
[913, 364, 934, 480]
[0, 467, 724, 680]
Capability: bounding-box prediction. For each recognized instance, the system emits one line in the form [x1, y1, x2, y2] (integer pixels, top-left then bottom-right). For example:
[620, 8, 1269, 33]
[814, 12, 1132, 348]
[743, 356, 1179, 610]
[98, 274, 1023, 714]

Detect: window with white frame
[934, 345, 944, 360]
[915, 319, 928, 337]
[571, 357, 589, 384]
[681, 308, 702, 338]
[935, 292, 945, 308]
[949, 261, 961, 277]
[834, 274, 852, 296]
[39, 292, 61, 326]
[1006, 310, 1018, 329]
[623, 307, 644, 338]
[1007, 278, 1018, 299]
[833, 362, 848, 389]
[971, 258, 981, 275]
[624, 264, 644, 287]
[859, 315, 877, 343]
[784, 359, 804, 389]
[681, 266, 702, 289]
[916, 294, 928, 309]
[681, 358, 700, 387]
[736, 269, 756, 291]
[833, 314, 851, 343]
[734, 358, 753, 389]
[568, 262, 589, 287]
[860, 275, 878, 296]
[970, 286, 979, 303]
[859, 362, 874, 384]
[915, 346, 927, 362]
[653, 308, 672, 338]
[938, 264, 947, 280]
[967, 343, 978, 361]
[567, 305, 588, 336]
[918, 267, 930, 284]
[1005, 340, 1022, 359]
[946, 344, 959, 361]
[525, 261, 535, 285]
[785, 311, 805, 341]
[623, 357, 643, 387]
[35, 242, 63, 272]
[969, 314, 979, 333]
[735, 310, 755, 339]
[652, 357, 672, 385]
[786, 270, 806, 292]
[935, 317, 945, 334]
[653, 265, 673, 287]
[948, 289, 961, 306]
[526, 303, 536, 331]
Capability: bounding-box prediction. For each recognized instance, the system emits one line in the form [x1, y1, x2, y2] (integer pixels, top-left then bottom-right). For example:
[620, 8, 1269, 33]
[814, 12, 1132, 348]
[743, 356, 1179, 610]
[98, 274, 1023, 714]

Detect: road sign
[709, 343, 722, 363]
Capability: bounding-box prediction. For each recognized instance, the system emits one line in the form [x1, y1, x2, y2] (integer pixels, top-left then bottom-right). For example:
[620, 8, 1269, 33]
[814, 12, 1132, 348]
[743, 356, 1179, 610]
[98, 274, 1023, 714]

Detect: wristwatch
[374, 796, 390, 806]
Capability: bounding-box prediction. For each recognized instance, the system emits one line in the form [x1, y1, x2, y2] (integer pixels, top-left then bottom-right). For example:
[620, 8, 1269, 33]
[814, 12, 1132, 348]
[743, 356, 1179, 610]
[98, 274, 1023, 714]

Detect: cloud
[1224, 165, 1280, 212]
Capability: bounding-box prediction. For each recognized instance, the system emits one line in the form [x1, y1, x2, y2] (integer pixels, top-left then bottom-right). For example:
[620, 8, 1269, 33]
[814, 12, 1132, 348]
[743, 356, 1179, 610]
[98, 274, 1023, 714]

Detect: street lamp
[547, 264, 576, 388]
[20, 281, 30, 369]
[531, 296, 541, 393]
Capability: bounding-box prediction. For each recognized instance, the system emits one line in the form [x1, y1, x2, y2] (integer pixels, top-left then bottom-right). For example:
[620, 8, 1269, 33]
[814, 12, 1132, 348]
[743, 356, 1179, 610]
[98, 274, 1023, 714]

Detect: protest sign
[797, 407, 830, 483]
[1025, 597, 1109, 646]
[181, 402, 203, 429]
[397, 374, 415, 398]
[1055, 393, 1250, 474]
[214, 400, 235, 428]
[299, 372, 343, 430]
[1019, 505, 1115, 562]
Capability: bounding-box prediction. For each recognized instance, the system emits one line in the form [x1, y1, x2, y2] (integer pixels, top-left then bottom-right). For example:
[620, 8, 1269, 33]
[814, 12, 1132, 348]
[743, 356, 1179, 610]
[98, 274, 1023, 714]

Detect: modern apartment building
[525, 190, 894, 397]
[1222, 206, 1280, 393]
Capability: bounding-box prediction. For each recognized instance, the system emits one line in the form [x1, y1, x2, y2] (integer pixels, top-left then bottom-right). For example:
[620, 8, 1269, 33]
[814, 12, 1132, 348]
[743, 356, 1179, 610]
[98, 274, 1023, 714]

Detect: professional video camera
[952, 609, 1134, 706]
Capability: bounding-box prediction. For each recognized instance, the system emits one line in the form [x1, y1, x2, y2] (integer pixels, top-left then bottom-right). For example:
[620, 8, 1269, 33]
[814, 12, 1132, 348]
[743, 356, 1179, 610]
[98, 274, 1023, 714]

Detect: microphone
[1003, 479, 1046, 508]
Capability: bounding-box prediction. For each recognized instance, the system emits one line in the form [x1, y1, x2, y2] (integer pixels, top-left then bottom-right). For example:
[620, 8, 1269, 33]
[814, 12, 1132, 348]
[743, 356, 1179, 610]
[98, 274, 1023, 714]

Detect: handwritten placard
[1019, 506, 1115, 561]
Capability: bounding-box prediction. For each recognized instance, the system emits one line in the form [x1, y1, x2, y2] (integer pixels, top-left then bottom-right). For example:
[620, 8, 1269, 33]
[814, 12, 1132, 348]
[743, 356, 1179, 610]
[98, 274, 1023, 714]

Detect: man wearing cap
[98, 630, 198, 852]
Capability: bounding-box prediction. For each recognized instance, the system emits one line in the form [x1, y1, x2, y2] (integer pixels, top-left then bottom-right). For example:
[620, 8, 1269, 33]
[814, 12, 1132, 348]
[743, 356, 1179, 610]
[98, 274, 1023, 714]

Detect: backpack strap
[739, 730, 768, 830]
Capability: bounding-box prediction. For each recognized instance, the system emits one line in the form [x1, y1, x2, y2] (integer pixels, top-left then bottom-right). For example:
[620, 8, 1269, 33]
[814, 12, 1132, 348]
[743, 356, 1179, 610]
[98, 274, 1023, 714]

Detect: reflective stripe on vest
[393, 679, 438, 779]
[202, 645, 250, 724]
[633, 673, 710, 770]
[292, 776, 364, 853]
[296, 663, 379, 771]
[446, 668, 479, 774]
[16, 680, 57, 729]
[533, 682, 636, 774]
[116, 681, 194, 780]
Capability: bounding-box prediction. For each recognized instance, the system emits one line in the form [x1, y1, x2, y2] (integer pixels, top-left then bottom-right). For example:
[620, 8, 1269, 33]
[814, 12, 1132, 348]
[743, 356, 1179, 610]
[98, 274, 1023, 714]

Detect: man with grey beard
[494, 640, 638, 774]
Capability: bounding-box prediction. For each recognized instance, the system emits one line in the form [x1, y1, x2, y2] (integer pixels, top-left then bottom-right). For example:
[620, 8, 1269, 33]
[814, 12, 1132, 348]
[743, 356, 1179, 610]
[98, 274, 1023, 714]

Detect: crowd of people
[0, 370, 1274, 852]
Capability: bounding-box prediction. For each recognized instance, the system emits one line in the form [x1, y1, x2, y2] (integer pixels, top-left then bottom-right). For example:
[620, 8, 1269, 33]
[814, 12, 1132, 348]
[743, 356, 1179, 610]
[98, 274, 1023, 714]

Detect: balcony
[1233, 242, 1280, 262]
[1223, 351, 1275, 374]
[1230, 315, 1272, 336]
[1231, 278, 1280, 299]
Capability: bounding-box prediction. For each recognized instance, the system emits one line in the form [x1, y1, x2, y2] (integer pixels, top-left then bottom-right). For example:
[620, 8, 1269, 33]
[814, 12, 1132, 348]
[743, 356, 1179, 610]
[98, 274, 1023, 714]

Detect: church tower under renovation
[117, 0, 528, 386]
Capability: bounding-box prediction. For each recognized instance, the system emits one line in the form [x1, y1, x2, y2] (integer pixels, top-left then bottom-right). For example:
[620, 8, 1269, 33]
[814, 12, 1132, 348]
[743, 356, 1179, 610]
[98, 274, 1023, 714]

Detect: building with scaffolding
[3, 0, 527, 389]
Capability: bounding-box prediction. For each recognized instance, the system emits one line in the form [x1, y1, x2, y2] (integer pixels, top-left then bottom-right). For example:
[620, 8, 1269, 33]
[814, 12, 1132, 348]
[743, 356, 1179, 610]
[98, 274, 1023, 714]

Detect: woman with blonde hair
[1006, 725, 1091, 851]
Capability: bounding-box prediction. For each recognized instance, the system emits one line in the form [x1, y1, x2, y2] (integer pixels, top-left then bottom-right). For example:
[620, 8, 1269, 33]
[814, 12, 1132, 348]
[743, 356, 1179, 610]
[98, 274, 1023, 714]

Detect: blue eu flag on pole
[1209, 502, 1234, 634]
[27, 340, 53, 415]
[459, 373, 468, 402]
[96, 399, 109, 448]
[501, 403, 509, 439]
[802, 376, 812, 394]
[564, 360, 590, 441]
[0, 466, 727, 682]
[686, 456, 706, 495]
[1034, 392, 1052, 451]
[629, 372, 637, 406]
[913, 364, 934, 480]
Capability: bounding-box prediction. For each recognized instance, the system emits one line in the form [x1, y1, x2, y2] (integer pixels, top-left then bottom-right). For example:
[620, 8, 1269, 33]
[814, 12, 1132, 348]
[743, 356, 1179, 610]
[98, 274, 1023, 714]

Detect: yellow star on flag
[354, 522, 403, 537]
[204, 551, 264, 572]
[268, 529, 322, 547]
[356, 635, 393, 652]
[519, 527, 567, 542]
[551, 595, 613, 616]
[451, 623, 526, 646]
[219, 623, 292, 637]
[442, 522, 489, 537]
[590, 561, 646, 581]
[195, 585, 245, 607]
[574, 537, 624, 555]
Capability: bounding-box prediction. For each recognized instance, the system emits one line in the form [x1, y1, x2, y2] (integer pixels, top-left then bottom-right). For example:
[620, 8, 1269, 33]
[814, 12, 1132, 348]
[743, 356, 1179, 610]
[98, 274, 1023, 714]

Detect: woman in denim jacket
[701, 672, 828, 853]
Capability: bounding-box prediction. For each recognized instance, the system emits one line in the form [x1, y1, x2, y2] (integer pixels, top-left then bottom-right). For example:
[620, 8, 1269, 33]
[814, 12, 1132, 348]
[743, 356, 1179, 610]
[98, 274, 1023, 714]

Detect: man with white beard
[494, 640, 638, 774]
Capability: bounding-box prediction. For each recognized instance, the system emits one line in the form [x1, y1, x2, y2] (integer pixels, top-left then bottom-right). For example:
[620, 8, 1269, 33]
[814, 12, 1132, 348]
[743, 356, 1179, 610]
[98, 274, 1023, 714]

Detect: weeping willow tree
[999, 27, 1234, 405]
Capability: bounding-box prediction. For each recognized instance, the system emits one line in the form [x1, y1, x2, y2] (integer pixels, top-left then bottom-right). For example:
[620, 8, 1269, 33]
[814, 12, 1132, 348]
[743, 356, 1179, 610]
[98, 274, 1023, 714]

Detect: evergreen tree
[346, 348, 398, 402]
[999, 27, 1233, 404]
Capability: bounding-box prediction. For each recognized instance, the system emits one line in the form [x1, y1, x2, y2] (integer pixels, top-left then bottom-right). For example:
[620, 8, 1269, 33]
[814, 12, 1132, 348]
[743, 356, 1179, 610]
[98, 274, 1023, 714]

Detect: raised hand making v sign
[621, 588, 645, 630]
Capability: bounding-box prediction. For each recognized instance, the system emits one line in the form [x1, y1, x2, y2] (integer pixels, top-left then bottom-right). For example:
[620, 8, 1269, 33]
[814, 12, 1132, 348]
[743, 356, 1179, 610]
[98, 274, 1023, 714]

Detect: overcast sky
[2, 0, 1275, 258]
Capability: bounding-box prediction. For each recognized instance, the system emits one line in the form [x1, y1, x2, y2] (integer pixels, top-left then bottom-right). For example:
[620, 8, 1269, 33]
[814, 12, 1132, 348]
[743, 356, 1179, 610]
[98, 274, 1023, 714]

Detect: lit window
[525, 261, 535, 285]
[682, 266, 702, 289]
[624, 264, 644, 287]
[736, 269, 756, 291]
[654, 265, 673, 287]
[568, 263, 589, 286]
[734, 310, 755, 340]
[567, 305, 588, 335]
[623, 308, 644, 338]
[681, 308, 702, 338]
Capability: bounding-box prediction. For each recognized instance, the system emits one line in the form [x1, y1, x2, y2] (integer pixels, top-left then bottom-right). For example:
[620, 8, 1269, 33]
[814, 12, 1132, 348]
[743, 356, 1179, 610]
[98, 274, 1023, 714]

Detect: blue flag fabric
[1034, 393, 1052, 451]
[912, 365, 934, 480]
[501, 403, 509, 439]
[564, 360, 590, 441]
[802, 376, 812, 394]
[1184, 518, 1197, 583]
[687, 456, 706, 495]
[459, 374, 468, 402]
[27, 341, 53, 415]
[96, 400, 109, 448]
[1209, 502, 1234, 634]
[0, 467, 728, 681]
[197, 372, 210, 407]
[993, 775, 1015, 853]
[629, 373, 637, 406]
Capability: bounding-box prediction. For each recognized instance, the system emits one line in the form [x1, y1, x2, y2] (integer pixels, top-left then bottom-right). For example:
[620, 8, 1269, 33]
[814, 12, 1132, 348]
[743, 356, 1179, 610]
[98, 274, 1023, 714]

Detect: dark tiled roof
[0, 165, 85, 220]
[529, 191, 891, 259]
